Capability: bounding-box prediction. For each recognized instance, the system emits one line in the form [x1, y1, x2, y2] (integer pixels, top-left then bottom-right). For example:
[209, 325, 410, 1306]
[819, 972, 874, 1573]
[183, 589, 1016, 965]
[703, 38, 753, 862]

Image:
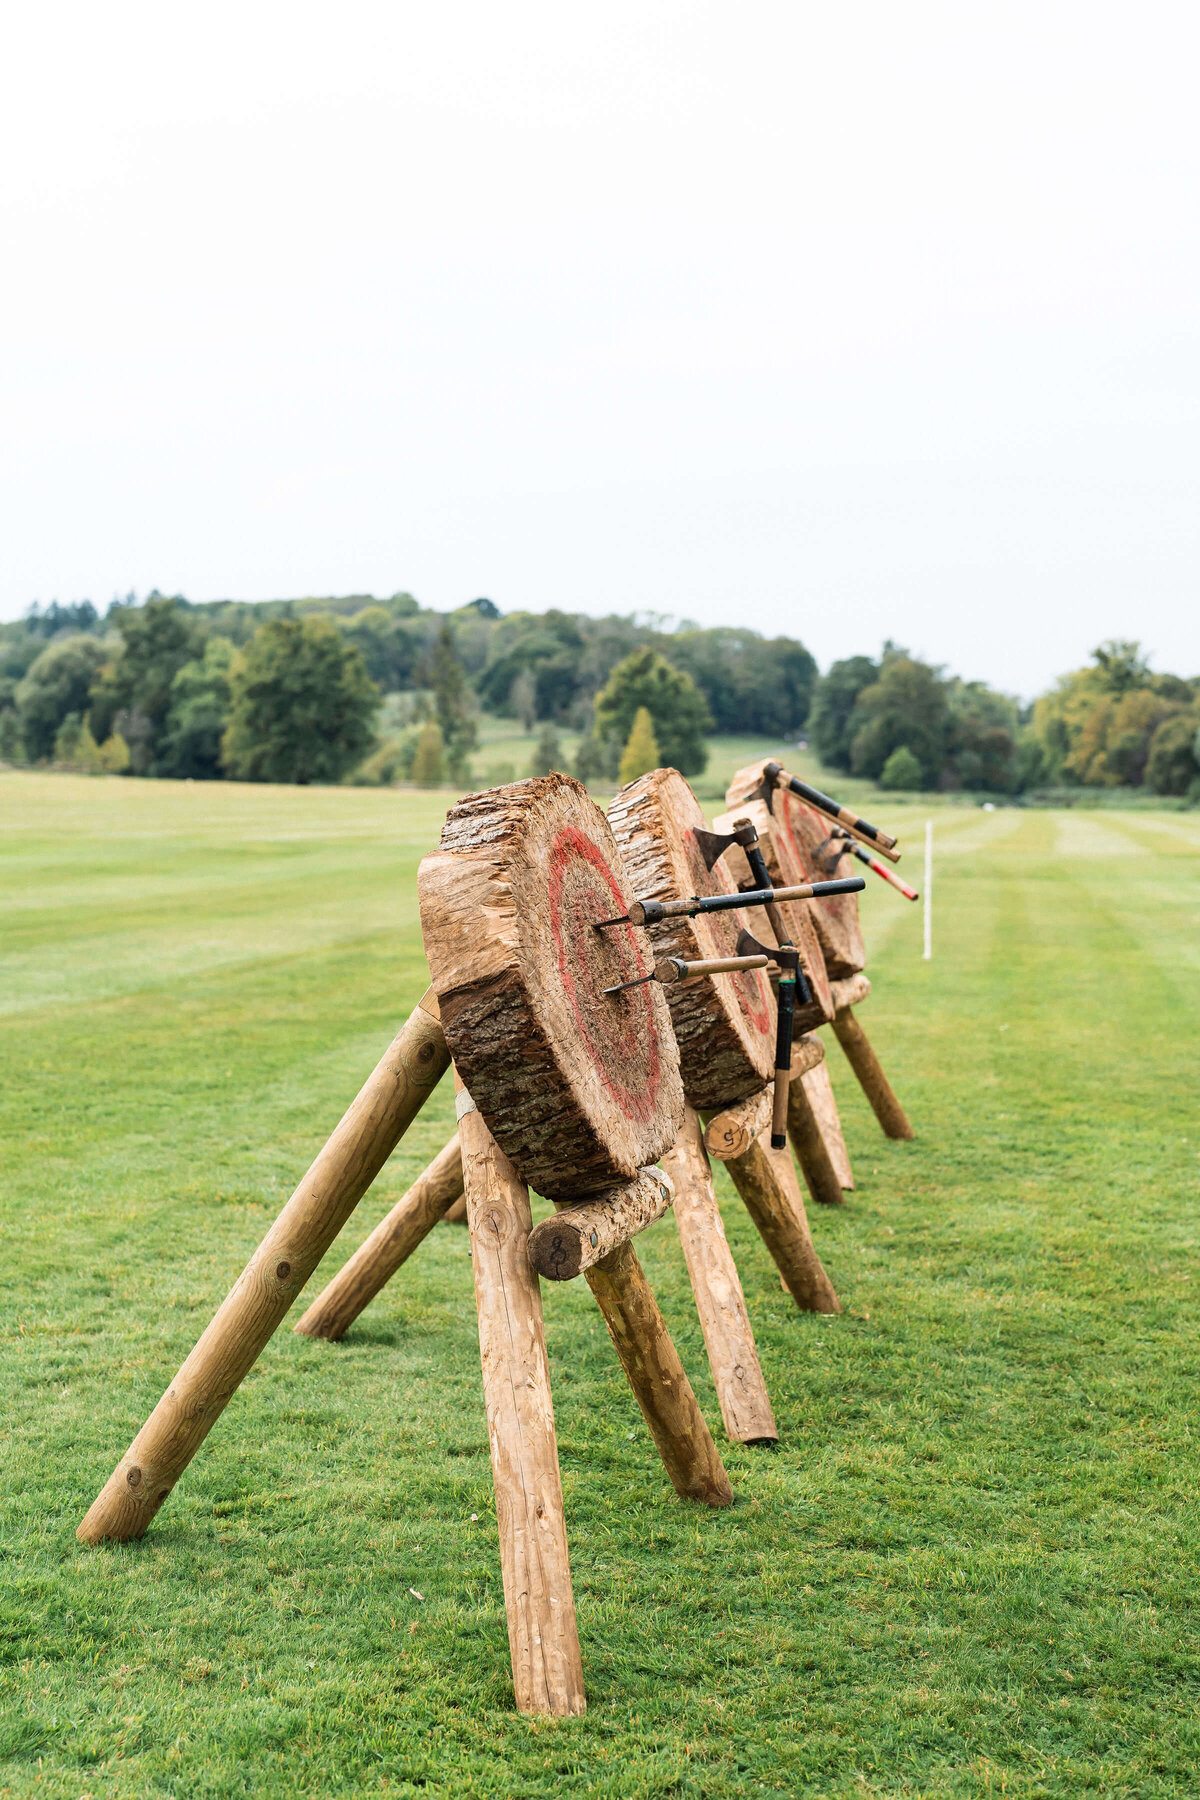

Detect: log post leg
[661, 1109, 777, 1447]
[831, 1005, 914, 1140]
[786, 1078, 845, 1208]
[723, 1137, 841, 1315]
[293, 1135, 464, 1341]
[802, 1060, 854, 1189]
[77, 995, 450, 1546]
[581, 1239, 735, 1507]
[458, 1088, 586, 1717]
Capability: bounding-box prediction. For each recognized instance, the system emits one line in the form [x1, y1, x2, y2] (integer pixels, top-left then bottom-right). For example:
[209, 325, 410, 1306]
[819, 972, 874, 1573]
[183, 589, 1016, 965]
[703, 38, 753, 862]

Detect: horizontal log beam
[529, 1168, 674, 1280]
[702, 1037, 825, 1161]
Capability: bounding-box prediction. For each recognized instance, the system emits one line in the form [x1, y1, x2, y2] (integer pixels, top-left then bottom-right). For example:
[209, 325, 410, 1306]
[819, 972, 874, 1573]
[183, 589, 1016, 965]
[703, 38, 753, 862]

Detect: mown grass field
[2, 764, 1198, 1798]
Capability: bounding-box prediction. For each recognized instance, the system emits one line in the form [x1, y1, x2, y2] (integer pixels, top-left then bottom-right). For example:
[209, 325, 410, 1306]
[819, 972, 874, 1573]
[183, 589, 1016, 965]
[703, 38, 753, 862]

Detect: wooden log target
[419, 774, 684, 1199]
[726, 759, 866, 979]
[608, 769, 776, 1111]
[710, 797, 835, 1031]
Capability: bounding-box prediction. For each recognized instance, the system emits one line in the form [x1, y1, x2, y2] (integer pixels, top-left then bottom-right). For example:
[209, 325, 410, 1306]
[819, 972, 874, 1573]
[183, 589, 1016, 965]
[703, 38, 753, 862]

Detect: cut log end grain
[420, 774, 684, 1199]
[726, 761, 866, 979]
[529, 1167, 675, 1280]
[608, 768, 775, 1110]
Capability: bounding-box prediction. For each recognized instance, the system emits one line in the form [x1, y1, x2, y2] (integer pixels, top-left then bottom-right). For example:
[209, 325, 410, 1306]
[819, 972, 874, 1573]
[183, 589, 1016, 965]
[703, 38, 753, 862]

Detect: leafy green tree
[879, 745, 923, 790]
[946, 681, 1019, 792]
[158, 638, 236, 780]
[222, 618, 379, 785]
[1092, 640, 1152, 695]
[529, 722, 563, 777]
[573, 732, 612, 787]
[97, 731, 131, 774]
[0, 702, 22, 763]
[1145, 712, 1200, 796]
[510, 670, 536, 732]
[848, 655, 950, 787]
[15, 633, 110, 761]
[666, 629, 817, 737]
[593, 649, 711, 777]
[411, 719, 445, 786]
[618, 707, 660, 785]
[53, 714, 104, 771]
[809, 656, 880, 771]
[107, 595, 203, 773]
[428, 623, 477, 779]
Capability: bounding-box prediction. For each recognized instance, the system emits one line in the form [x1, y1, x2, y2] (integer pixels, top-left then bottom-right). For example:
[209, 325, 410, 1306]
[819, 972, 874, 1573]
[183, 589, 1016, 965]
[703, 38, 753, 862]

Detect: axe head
[735, 925, 798, 972]
[812, 832, 852, 878]
[740, 759, 784, 814]
[692, 820, 758, 872]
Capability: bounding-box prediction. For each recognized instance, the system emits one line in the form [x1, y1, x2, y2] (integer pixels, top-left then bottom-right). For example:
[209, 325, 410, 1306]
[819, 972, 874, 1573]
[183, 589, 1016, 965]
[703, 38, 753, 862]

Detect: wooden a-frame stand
[80, 772, 745, 1718]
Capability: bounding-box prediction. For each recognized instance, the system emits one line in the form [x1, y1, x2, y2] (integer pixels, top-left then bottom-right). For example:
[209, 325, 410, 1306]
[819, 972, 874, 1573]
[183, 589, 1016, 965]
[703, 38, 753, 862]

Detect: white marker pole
[923, 819, 933, 961]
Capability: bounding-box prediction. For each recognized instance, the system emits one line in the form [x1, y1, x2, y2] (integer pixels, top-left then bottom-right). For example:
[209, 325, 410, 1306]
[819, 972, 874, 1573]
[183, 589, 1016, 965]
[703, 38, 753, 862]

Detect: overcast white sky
[2, 1, 1196, 695]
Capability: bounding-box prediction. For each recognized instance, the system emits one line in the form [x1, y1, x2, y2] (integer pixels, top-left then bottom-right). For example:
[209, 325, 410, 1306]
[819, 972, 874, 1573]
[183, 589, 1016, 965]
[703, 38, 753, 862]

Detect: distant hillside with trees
[810, 639, 1200, 799]
[2, 590, 1196, 800]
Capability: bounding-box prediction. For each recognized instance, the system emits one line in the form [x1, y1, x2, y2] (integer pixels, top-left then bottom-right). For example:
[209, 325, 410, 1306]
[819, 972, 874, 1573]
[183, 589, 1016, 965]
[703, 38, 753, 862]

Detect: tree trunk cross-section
[419, 774, 684, 1198]
[726, 760, 866, 979]
[608, 769, 776, 1110]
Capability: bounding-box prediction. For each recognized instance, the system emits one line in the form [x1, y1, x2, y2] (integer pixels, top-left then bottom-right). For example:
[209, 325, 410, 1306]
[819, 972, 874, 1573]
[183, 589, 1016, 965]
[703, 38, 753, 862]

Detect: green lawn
[1, 769, 1198, 1798]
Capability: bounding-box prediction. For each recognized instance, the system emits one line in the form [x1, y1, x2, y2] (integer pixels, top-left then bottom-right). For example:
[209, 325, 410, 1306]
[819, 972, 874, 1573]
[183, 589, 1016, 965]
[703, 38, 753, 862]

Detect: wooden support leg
[582, 1239, 735, 1507]
[802, 1060, 854, 1189]
[831, 1005, 914, 1140]
[293, 1134, 464, 1341]
[77, 994, 450, 1546]
[458, 1089, 586, 1717]
[786, 1078, 845, 1208]
[724, 1137, 841, 1315]
[661, 1109, 777, 1447]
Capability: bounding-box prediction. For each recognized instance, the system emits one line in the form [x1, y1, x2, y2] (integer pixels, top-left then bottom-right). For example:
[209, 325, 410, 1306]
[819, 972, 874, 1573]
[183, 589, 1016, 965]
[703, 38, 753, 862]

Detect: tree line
[810, 640, 1200, 798]
[2, 592, 1197, 798]
[0, 594, 735, 787]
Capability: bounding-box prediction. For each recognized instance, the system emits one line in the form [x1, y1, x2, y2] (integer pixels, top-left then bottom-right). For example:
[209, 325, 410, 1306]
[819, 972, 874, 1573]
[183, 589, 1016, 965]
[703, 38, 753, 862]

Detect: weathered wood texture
[703, 1036, 823, 1161]
[726, 760, 866, 978]
[442, 1195, 468, 1224]
[723, 1136, 841, 1314]
[529, 1167, 674, 1280]
[293, 1134, 464, 1340]
[704, 1086, 773, 1162]
[78, 996, 450, 1545]
[711, 799, 834, 1030]
[830, 972, 872, 1011]
[662, 1109, 778, 1445]
[831, 1006, 915, 1140]
[584, 1241, 734, 1506]
[786, 1073, 845, 1208]
[801, 1058, 854, 1189]
[458, 1086, 586, 1716]
[608, 769, 775, 1109]
[419, 774, 683, 1198]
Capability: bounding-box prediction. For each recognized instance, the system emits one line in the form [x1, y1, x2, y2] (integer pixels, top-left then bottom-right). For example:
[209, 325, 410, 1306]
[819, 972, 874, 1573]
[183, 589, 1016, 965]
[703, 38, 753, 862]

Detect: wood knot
[126, 1467, 142, 1489]
[417, 1041, 437, 1065]
[275, 1261, 291, 1281]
